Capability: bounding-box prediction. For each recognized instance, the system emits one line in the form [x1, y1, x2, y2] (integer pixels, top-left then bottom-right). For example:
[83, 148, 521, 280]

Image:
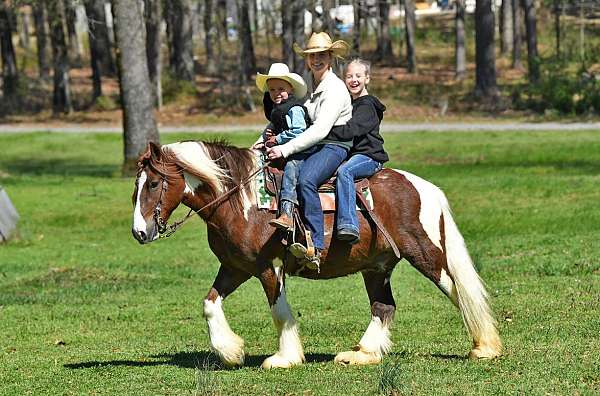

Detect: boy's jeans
[297, 144, 349, 250]
[280, 146, 318, 205]
[335, 154, 383, 234]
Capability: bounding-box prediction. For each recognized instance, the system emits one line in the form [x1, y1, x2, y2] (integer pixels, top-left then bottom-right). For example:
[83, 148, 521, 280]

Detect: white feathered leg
[203, 296, 245, 367]
[261, 268, 305, 369]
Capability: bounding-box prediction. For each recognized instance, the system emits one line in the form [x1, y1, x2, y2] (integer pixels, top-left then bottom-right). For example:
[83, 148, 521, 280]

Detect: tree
[291, 0, 305, 75]
[238, 0, 256, 77]
[47, 0, 73, 114]
[203, 0, 217, 75]
[0, 3, 18, 98]
[512, 0, 522, 68]
[112, 0, 159, 175]
[144, 0, 162, 108]
[352, 0, 362, 55]
[281, 0, 293, 69]
[65, 4, 82, 67]
[169, 0, 194, 81]
[85, 0, 116, 100]
[32, 1, 51, 79]
[236, 0, 255, 112]
[455, 0, 467, 80]
[322, 0, 334, 34]
[501, 0, 513, 55]
[522, 0, 539, 82]
[376, 0, 393, 63]
[474, 0, 498, 98]
[404, 0, 417, 73]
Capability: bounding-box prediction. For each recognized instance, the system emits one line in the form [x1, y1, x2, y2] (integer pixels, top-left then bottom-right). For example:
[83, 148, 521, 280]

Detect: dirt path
[0, 122, 598, 133]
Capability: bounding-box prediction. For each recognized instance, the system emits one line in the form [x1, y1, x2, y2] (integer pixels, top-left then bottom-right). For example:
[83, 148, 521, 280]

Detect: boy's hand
[251, 141, 265, 150]
[266, 146, 284, 160]
[265, 136, 277, 148]
[264, 128, 275, 139]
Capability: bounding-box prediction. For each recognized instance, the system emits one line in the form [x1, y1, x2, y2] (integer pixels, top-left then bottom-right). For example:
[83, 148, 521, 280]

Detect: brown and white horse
[131, 140, 501, 368]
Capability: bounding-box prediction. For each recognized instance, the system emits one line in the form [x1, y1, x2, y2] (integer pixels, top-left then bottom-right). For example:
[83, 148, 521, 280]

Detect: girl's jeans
[335, 154, 383, 233]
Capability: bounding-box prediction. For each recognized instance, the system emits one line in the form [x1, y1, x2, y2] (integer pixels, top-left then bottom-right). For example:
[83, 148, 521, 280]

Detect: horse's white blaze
[394, 169, 443, 251]
[262, 267, 304, 368]
[132, 171, 148, 233]
[203, 296, 245, 366]
[358, 316, 392, 356]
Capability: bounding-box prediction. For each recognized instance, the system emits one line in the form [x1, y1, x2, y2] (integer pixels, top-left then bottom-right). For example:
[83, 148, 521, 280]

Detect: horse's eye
[149, 180, 160, 189]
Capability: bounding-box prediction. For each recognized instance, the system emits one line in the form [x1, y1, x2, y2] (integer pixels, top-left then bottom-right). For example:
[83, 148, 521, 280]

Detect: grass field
[0, 130, 598, 395]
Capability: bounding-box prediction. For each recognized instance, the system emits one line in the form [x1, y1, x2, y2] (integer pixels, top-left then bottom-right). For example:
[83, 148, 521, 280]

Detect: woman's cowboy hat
[293, 32, 349, 58]
[256, 63, 308, 98]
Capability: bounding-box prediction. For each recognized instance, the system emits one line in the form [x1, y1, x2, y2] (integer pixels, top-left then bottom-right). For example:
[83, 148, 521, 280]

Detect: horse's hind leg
[203, 265, 251, 367]
[258, 265, 305, 369]
[335, 271, 395, 366]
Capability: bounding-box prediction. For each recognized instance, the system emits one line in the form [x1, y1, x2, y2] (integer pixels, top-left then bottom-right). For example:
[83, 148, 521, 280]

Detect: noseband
[152, 178, 169, 235]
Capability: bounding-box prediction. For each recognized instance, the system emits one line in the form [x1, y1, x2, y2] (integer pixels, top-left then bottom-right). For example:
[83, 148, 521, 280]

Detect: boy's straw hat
[293, 32, 349, 58]
[256, 63, 308, 98]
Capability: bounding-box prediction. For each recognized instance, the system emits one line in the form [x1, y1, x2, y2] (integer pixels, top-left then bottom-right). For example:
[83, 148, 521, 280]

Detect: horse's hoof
[468, 344, 501, 360]
[261, 353, 304, 369]
[211, 335, 245, 367]
[334, 347, 382, 366]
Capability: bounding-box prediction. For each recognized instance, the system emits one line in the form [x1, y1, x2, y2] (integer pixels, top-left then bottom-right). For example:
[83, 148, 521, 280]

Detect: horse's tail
[440, 196, 502, 359]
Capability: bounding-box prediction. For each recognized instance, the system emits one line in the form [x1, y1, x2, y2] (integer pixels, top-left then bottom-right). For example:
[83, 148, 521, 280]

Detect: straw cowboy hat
[293, 32, 350, 58]
[256, 63, 308, 98]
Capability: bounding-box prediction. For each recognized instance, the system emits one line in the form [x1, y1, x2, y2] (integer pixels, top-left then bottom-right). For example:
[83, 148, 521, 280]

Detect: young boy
[253, 63, 312, 230]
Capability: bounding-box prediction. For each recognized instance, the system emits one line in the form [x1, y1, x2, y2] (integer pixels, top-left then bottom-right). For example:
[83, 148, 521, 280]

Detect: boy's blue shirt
[275, 106, 308, 145]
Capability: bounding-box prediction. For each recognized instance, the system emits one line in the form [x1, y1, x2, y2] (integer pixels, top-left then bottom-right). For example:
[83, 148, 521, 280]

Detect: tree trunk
[65, 4, 82, 67]
[47, 0, 73, 114]
[84, 0, 116, 76]
[112, 0, 159, 176]
[512, 0, 522, 68]
[376, 0, 393, 63]
[352, 0, 361, 55]
[171, 0, 194, 81]
[18, 9, 31, 51]
[291, 0, 305, 74]
[238, 0, 256, 77]
[0, 4, 18, 98]
[474, 0, 498, 98]
[404, 0, 416, 73]
[281, 0, 293, 68]
[203, 0, 217, 75]
[32, 1, 51, 79]
[554, 0, 560, 59]
[144, 0, 162, 108]
[455, 0, 466, 80]
[322, 0, 334, 34]
[522, 0, 539, 82]
[236, 0, 255, 112]
[310, 0, 320, 33]
[501, 0, 513, 55]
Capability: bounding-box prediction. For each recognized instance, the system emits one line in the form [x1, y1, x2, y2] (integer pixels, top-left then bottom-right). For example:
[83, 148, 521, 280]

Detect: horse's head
[131, 142, 186, 244]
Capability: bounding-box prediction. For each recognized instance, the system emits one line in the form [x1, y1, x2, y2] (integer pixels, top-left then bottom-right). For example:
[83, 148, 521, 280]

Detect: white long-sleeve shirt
[278, 69, 352, 158]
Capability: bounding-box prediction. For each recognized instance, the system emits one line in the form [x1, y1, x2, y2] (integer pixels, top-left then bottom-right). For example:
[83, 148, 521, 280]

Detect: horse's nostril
[139, 231, 147, 240]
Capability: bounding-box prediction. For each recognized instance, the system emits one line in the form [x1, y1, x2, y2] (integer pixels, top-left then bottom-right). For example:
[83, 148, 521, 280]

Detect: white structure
[0, 186, 19, 242]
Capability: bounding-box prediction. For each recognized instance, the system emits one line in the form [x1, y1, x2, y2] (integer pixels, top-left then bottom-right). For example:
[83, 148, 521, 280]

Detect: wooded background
[0, 0, 598, 173]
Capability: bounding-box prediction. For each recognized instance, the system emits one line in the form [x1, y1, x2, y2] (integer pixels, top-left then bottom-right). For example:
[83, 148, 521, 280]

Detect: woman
[266, 32, 353, 269]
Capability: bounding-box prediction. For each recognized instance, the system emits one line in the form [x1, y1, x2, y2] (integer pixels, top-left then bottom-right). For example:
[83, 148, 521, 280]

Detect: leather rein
[151, 165, 267, 239]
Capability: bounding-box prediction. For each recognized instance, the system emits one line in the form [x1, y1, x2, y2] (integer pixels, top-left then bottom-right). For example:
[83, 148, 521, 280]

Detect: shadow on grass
[64, 351, 336, 370]
[2, 158, 117, 178]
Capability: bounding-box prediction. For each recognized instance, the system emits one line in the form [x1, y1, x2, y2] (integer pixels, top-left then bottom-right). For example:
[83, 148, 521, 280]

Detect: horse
[131, 140, 501, 368]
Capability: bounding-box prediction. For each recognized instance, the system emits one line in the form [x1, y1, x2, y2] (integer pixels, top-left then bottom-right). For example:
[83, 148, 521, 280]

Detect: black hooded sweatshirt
[330, 95, 389, 163]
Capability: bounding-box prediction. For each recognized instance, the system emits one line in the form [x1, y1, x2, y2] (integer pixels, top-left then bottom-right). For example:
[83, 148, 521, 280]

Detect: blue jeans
[297, 144, 349, 250]
[335, 154, 383, 233]
[280, 147, 318, 205]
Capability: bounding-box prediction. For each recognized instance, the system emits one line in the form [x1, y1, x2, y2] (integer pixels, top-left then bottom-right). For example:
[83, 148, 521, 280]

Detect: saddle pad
[255, 169, 374, 212]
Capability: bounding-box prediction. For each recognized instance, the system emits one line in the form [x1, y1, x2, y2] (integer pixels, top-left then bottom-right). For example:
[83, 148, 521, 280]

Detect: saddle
[261, 165, 372, 212]
[257, 162, 401, 260]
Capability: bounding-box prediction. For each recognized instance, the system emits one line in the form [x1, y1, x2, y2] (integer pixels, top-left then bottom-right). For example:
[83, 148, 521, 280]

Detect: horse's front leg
[258, 264, 305, 369]
[335, 270, 396, 365]
[203, 265, 251, 367]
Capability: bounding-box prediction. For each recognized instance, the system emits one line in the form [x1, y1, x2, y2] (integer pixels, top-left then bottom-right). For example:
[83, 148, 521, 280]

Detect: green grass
[0, 131, 598, 395]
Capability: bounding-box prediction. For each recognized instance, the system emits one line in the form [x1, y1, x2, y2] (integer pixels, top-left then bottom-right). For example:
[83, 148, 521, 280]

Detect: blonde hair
[345, 58, 371, 76]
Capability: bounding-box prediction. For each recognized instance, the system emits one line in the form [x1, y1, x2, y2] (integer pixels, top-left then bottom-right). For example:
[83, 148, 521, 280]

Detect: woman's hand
[266, 146, 284, 160]
[251, 141, 265, 150]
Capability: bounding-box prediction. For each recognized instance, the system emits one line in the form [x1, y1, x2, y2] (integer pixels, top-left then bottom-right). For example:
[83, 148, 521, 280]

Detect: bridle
[144, 164, 267, 239]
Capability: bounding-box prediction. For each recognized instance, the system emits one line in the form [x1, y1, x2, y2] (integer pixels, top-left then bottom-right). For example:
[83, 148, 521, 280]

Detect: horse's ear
[149, 141, 162, 159]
